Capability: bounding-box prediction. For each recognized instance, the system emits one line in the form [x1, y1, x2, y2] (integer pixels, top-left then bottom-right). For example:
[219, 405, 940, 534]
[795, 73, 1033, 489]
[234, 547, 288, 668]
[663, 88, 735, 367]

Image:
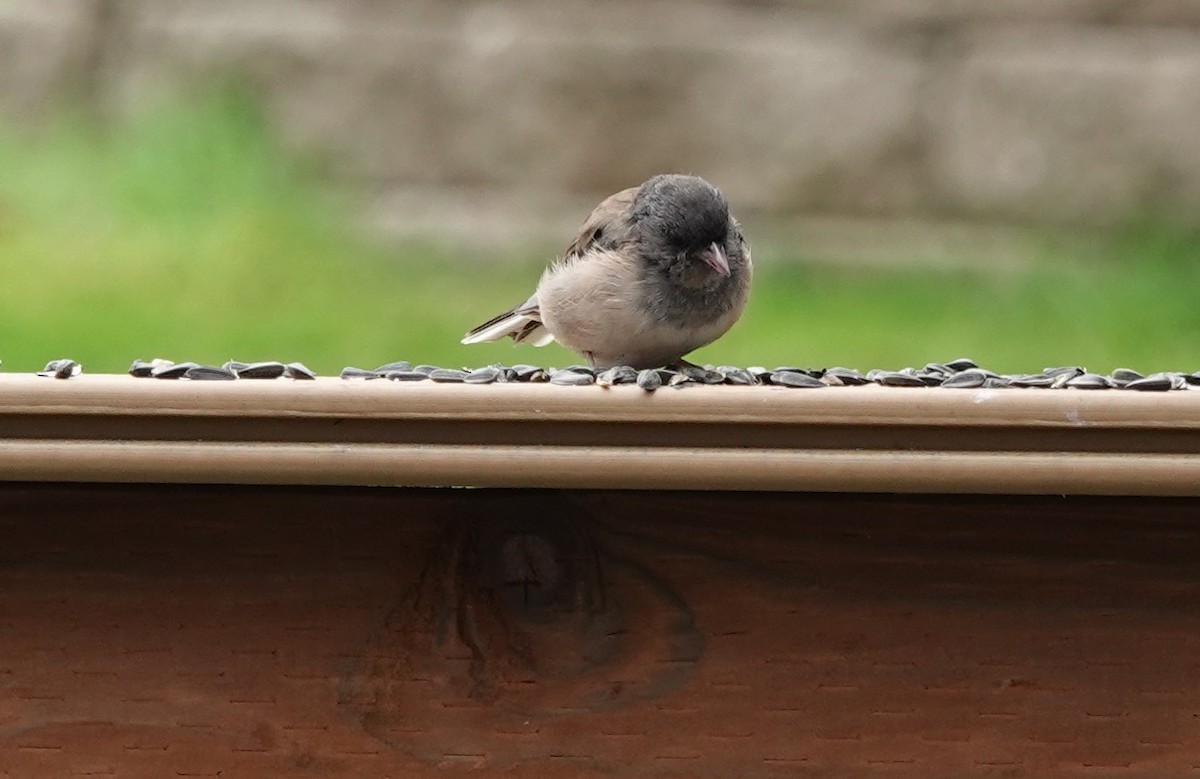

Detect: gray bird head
[630, 174, 742, 283]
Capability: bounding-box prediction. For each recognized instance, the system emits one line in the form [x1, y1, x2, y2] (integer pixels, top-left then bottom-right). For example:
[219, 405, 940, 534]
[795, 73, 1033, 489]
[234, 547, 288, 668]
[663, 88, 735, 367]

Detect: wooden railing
[2, 374, 1199, 494]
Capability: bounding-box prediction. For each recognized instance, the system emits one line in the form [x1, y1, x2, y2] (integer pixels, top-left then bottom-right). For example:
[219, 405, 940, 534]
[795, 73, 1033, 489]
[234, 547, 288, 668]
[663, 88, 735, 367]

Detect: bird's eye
[591, 227, 603, 243]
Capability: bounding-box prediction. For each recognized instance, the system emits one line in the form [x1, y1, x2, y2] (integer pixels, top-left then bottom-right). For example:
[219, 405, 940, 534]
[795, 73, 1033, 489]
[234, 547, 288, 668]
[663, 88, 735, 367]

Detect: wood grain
[2, 485, 1198, 777]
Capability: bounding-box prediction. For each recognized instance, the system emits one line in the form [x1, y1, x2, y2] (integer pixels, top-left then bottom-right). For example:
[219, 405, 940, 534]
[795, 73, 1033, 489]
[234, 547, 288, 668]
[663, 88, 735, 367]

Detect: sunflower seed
[597, 365, 638, 386]
[825, 367, 868, 386]
[923, 363, 952, 377]
[677, 364, 723, 384]
[1009, 373, 1054, 388]
[876, 371, 926, 388]
[236, 361, 287, 379]
[464, 366, 502, 384]
[410, 364, 439, 375]
[129, 359, 155, 377]
[774, 366, 822, 378]
[384, 370, 429, 382]
[550, 369, 595, 386]
[898, 366, 943, 385]
[636, 368, 662, 391]
[1149, 371, 1189, 390]
[771, 370, 826, 388]
[945, 358, 978, 372]
[748, 366, 772, 380]
[941, 369, 989, 389]
[185, 365, 238, 381]
[222, 360, 250, 373]
[1045, 366, 1086, 380]
[284, 362, 316, 380]
[505, 365, 549, 382]
[718, 367, 757, 385]
[151, 361, 198, 379]
[340, 366, 379, 379]
[507, 364, 539, 380]
[982, 376, 1012, 389]
[1066, 373, 1114, 389]
[372, 360, 411, 373]
[1124, 375, 1173, 391]
[429, 368, 468, 383]
[39, 358, 80, 379]
[1110, 368, 1144, 385]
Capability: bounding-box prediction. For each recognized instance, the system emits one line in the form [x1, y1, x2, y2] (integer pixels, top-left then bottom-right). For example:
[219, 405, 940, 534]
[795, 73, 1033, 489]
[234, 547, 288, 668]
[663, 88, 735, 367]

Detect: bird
[461, 174, 751, 370]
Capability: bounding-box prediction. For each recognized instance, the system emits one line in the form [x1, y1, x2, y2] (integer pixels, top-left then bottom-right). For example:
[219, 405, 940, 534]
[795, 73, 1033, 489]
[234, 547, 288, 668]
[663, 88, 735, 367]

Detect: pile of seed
[127, 359, 316, 381]
[332, 359, 1200, 392]
[19, 358, 1200, 392]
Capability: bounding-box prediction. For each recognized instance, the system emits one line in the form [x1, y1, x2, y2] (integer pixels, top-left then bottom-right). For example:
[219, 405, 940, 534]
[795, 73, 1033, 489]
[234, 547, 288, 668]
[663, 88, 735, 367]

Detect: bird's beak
[703, 241, 731, 277]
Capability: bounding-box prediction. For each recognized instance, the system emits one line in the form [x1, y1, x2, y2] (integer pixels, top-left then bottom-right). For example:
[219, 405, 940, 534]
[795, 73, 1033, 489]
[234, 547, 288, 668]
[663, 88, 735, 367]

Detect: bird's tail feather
[461, 305, 555, 347]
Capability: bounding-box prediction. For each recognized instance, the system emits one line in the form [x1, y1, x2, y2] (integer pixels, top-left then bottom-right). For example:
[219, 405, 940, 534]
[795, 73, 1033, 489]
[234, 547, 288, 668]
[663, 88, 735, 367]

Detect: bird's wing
[560, 187, 638, 260]
[460, 293, 553, 346]
[462, 186, 639, 348]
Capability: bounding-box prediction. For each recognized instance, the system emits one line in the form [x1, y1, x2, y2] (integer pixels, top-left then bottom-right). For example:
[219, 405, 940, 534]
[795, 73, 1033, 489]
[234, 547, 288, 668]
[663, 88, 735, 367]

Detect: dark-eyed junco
[461, 174, 752, 369]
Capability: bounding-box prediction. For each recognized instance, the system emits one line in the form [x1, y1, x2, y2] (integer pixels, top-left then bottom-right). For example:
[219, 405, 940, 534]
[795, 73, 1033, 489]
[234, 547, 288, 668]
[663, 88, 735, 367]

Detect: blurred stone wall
[4, 0, 1200, 250]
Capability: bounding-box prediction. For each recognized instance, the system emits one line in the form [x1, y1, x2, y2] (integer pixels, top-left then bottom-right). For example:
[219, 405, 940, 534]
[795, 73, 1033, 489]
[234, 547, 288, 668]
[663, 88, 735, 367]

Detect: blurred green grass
[2, 92, 1199, 375]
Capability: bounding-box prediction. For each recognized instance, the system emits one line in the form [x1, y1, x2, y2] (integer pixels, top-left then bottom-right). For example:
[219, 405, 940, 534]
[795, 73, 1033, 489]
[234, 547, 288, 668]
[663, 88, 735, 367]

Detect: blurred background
[2, 0, 1200, 375]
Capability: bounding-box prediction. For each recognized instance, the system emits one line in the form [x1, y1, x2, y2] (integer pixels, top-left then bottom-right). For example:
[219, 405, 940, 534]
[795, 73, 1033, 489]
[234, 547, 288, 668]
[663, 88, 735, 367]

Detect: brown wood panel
[2, 485, 1200, 777]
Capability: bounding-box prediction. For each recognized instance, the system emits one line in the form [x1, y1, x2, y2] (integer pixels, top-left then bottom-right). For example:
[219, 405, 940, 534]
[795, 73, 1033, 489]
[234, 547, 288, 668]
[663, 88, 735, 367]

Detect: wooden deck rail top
[2, 374, 1200, 495]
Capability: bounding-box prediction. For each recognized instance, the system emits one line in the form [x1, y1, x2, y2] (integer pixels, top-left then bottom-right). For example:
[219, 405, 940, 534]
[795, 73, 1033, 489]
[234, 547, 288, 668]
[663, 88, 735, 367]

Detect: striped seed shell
[237, 361, 287, 379]
[129, 359, 155, 378]
[550, 369, 595, 386]
[285, 362, 316, 380]
[636, 368, 662, 391]
[771, 370, 826, 388]
[1124, 375, 1173, 391]
[875, 371, 926, 388]
[597, 365, 638, 386]
[373, 360, 411, 373]
[1065, 373, 1114, 389]
[429, 368, 468, 383]
[1010, 373, 1055, 388]
[385, 370, 430, 382]
[464, 366, 502, 384]
[185, 365, 238, 381]
[151, 361, 198, 379]
[941, 369, 988, 389]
